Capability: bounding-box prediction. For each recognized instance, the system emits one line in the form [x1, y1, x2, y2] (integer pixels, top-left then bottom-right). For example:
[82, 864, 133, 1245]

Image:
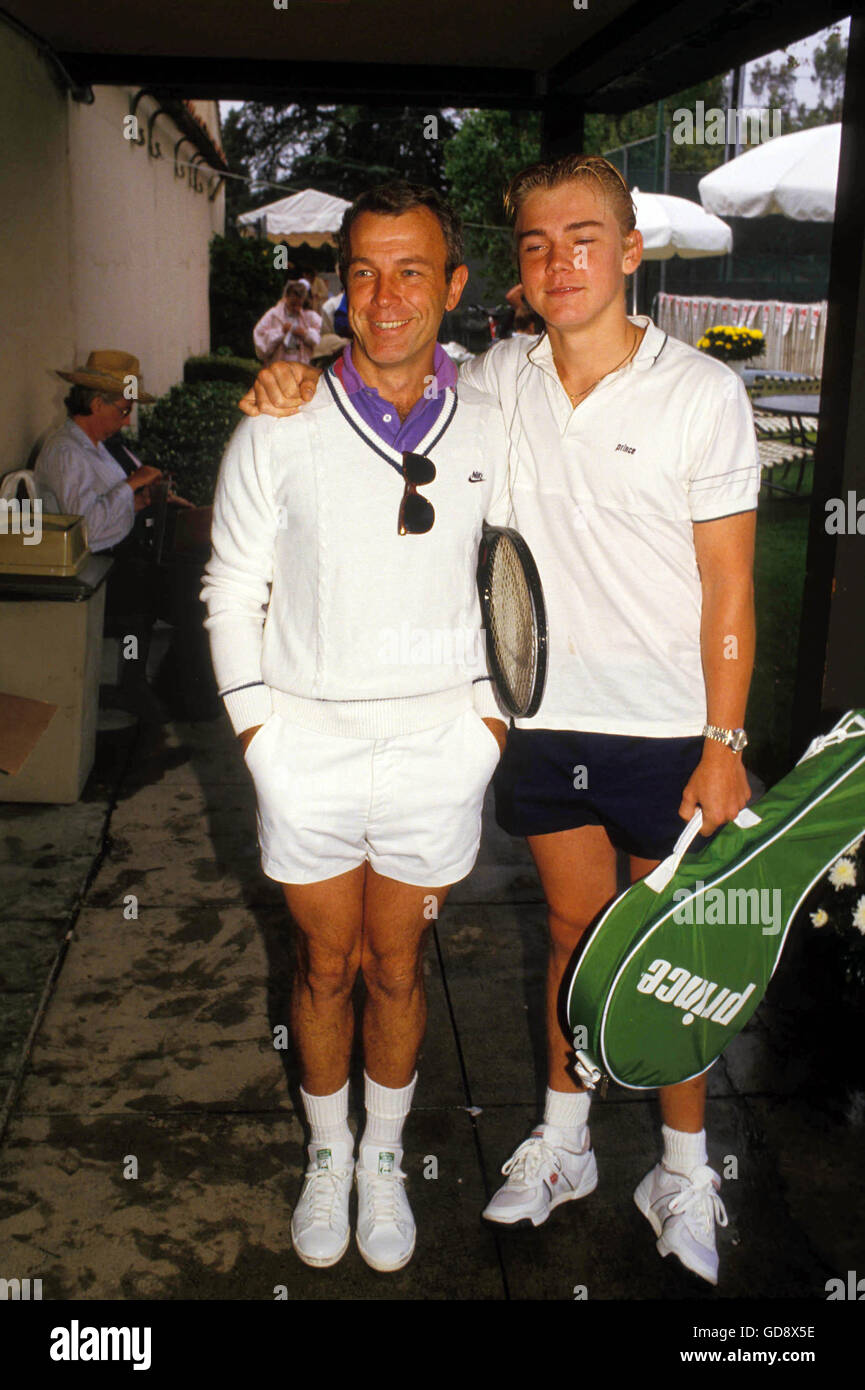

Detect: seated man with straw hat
[35, 350, 163, 553]
[36, 350, 184, 721]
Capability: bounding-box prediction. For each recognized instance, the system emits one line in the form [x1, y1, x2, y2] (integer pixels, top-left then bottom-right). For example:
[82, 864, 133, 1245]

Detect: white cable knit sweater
[202, 372, 511, 739]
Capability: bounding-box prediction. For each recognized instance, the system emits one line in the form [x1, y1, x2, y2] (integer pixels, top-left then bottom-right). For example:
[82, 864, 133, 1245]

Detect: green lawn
[749, 462, 813, 785]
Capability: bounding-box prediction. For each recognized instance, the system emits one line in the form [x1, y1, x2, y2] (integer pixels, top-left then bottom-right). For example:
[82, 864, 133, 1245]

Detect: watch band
[703, 724, 748, 753]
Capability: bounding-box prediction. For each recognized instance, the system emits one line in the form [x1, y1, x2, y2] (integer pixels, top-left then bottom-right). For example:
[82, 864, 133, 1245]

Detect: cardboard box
[0, 692, 58, 775]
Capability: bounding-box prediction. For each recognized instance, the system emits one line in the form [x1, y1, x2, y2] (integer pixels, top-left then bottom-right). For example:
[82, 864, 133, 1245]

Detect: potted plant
[697, 325, 765, 377]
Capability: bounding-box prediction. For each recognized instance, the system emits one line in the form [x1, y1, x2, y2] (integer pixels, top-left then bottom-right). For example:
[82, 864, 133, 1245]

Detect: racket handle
[574, 1050, 603, 1091]
[644, 811, 704, 893]
[645, 805, 763, 894]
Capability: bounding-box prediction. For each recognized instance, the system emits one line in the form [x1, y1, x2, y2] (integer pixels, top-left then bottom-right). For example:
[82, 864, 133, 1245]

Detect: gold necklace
[560, 327, 639, 407]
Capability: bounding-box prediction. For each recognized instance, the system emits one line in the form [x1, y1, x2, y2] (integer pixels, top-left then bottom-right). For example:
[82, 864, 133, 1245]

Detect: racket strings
[489, 540, 536, 710]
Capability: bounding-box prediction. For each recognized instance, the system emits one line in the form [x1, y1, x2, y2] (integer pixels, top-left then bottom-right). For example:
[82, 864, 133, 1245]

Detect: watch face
[731, 729, 748, 752]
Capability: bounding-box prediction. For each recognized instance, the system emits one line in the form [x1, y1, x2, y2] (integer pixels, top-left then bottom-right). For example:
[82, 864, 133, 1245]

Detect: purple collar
[332, 342, 458, 453]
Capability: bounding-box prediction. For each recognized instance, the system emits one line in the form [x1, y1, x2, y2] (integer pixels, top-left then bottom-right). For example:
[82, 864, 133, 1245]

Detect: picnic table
[755, 394, 821, 446]
[752, 395, 820, 500]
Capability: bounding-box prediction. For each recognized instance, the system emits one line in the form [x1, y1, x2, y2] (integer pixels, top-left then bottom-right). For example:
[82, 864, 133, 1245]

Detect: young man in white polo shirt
[242, 157, 759, 1286]
[202, 183, 509, 1274]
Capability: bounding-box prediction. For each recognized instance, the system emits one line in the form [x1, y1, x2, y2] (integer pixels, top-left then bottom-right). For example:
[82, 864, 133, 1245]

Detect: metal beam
[541, 98, 585, 159]
[55, 54, 540, 109]
[793, 10, 865, 748]
[547, 0, 851, 112]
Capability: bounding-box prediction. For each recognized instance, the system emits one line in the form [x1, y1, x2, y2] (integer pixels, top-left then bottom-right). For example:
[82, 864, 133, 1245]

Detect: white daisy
[810, 908, 829, 928]
[828, 858, 857, 891]
[853, 896, 865, 935]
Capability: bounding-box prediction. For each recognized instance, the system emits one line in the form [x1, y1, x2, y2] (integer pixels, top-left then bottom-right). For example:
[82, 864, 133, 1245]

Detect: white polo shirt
[460, 317, 760, 737]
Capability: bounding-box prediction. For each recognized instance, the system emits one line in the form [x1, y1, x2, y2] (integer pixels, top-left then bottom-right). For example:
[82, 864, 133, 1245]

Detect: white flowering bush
[808, 838, 865, 994]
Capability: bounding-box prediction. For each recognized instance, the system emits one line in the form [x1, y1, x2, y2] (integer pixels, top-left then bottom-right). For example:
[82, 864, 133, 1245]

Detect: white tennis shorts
[243, 707, 501, 886]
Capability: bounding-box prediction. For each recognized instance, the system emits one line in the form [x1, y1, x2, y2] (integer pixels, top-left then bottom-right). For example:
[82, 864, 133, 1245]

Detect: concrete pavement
[0, 714, 863, 1301]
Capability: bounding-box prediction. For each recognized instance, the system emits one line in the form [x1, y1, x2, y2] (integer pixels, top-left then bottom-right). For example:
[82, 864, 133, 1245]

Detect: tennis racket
[477, 525, 548, 718]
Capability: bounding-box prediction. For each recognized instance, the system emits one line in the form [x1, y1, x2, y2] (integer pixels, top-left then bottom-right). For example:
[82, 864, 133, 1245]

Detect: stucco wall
[68, 91, 224, 401]
[0, 26, 76, 470]
[0, 24, 224, 470]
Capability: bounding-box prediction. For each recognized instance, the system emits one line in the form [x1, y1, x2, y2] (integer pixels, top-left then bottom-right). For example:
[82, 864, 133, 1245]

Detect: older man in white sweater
[202, 183, 509, 1274]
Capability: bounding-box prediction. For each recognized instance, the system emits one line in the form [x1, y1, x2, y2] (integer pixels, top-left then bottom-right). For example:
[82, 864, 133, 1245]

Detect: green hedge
[132, 380, 244, 507]
[209, 233, 284, 357]
[184, 353, 261, 388]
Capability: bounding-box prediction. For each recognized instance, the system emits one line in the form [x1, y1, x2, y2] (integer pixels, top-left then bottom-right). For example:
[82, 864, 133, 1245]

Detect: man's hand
[238, 724, 263, 755]
[238, 361, 321, 418]
[127, 464, 162, 493]
[483, 717, 508, 757]
[678, 740, 751, 836]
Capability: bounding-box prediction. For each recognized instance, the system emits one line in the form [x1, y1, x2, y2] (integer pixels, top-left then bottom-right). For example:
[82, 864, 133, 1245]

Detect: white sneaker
[355, 1144, 416, 1272]
[482, 1123, 598, 1226]
[633, 1162, 728, 1286]
[290, 1141, 354, 1268]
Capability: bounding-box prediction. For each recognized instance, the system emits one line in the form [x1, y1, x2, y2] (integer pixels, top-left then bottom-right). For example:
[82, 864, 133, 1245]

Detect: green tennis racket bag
[565, 709, 865, 1092]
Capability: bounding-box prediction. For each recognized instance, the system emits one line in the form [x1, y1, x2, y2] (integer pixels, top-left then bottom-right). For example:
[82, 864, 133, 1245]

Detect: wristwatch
[703, 724, 748, 753]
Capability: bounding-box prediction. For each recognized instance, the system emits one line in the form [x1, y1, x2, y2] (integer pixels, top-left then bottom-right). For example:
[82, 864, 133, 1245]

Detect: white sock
[543, 1087, 591, 1141]
[360, 1071, 417, 1154]
[300, 1080, 353, 1150]
[662, 1123, 708, 1177]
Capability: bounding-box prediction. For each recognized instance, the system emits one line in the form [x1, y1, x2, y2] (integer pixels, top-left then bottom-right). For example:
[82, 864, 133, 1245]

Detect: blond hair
[504, 154, 636, 238]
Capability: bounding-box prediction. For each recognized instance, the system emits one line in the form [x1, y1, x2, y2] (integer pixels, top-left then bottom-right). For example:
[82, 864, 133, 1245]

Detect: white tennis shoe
[482, 1123, 598, 1226]
[355, 1144, 416, 1272]
[634, 1162, 728, 1286]
[290, 1141, 354, 1268]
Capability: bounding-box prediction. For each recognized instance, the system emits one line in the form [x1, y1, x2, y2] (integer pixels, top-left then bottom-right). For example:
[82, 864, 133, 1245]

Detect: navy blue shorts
[493, 728, 704, 861]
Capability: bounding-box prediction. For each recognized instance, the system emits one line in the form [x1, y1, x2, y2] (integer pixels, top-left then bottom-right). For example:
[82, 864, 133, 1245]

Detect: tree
[586, 74, 727, 176]
[443, 75, 729, 290]
[749, 53, 801, 124]
[222, 101, 456, 216]
[809, 26, 848, 124]
[443, 110, 540, 288]
[747, 26, 848, 133]
[208, 233, 284, 356]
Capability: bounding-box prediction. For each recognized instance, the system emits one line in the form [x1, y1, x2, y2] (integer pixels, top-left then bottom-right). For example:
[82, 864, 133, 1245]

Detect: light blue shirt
[34, 418, 135, 552]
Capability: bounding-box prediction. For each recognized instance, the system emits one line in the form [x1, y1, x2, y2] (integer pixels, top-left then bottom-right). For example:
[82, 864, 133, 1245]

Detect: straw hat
[310, 334, 350, 362]
[56, 350, 156, 403]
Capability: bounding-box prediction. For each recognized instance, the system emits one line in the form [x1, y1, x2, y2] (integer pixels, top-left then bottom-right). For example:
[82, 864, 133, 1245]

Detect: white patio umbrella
[237, 187, 351, 245]
[697, 124, 841, 222]
[633, 188, 734, 259]
[630, 188, 733, 312]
